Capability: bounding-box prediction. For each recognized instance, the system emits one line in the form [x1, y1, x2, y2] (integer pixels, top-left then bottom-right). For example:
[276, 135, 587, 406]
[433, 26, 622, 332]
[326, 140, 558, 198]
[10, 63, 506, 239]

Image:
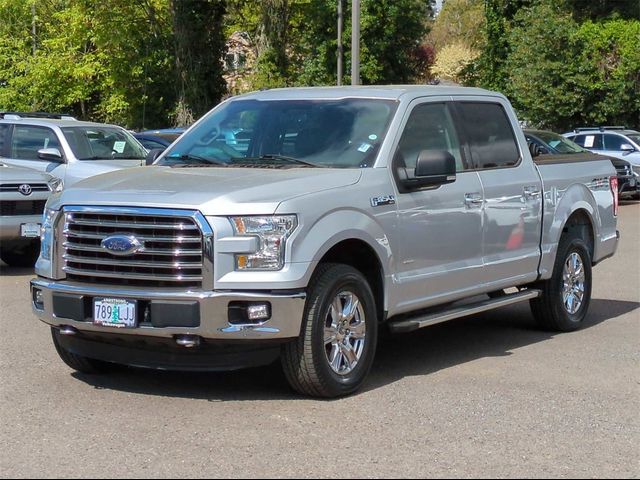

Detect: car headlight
[48, 178, 63, 193]
[40, 208, 58, 261]
[230, 215, 298, 270]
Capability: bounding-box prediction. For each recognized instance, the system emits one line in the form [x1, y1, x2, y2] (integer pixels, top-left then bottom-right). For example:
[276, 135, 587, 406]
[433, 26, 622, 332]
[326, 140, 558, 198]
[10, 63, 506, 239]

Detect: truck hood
[50, 166, 362, 215]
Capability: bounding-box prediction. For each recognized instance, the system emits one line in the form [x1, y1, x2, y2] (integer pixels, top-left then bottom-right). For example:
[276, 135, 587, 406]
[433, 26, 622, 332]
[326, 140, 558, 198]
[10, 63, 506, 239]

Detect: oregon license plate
[20, 223, 41, 238]
[93, 298, 137, 328]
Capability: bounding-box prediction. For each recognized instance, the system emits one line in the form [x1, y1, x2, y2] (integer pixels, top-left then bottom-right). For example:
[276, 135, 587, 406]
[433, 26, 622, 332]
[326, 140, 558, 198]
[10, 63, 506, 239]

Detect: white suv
[0, 112, 147, 188]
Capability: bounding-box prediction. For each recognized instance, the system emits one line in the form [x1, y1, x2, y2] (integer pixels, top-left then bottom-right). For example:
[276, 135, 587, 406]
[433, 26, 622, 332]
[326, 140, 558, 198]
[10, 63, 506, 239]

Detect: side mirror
[145, 148, 164, 165]
[397, 150, 456, 191]
[37, 148, 64, 163]
[620, 144, 635, 154]
[528, 142, 542, 158]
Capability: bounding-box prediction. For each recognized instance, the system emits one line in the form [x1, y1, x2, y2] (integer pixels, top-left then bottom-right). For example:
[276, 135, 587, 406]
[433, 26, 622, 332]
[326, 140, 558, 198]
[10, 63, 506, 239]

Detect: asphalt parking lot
[0, 201, 638, 478]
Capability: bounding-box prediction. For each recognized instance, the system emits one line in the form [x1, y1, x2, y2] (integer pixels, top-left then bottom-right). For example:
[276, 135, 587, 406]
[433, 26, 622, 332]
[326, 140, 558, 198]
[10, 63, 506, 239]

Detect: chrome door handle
[523, 186, 541, 199]
[464, 193, 483, 207]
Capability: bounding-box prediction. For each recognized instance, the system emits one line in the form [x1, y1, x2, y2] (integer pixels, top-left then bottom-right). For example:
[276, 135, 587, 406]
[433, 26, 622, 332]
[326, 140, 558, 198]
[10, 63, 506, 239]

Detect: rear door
[453, 99, 542, 287]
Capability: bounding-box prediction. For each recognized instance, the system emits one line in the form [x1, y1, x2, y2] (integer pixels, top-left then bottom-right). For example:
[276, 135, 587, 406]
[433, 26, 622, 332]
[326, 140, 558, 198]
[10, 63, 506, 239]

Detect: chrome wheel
[324, 291, 366, 375]
[562, 252, 586, 314]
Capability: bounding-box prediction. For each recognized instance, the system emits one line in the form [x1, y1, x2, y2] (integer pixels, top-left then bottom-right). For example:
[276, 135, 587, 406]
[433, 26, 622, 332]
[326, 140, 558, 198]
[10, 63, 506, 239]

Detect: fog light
[32, 288, 44, 310]
[247, 303, 270, 321]
[228, 301, 272, 325]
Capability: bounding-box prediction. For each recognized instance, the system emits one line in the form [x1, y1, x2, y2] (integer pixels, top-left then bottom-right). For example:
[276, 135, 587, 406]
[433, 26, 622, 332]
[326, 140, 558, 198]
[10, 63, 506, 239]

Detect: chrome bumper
[31, 278, 306, 341]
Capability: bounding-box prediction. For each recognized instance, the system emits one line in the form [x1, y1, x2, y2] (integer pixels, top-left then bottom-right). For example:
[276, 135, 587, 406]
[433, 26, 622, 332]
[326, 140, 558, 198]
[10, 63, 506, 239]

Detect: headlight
[40, 208, 57, 261]
[47, 178, 63, 193]
[230, 215, 298, 270]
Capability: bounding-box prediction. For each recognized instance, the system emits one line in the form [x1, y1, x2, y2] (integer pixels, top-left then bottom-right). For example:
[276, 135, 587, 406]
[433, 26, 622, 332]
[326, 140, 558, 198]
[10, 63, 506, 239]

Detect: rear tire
[530, 233, 592, 331]
[281, 263, 378, 398]
[51, 328, 116, 374]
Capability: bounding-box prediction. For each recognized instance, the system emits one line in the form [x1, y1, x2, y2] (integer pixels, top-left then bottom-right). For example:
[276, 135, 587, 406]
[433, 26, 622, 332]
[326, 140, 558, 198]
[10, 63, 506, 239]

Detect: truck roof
[235, 85, 502, 102]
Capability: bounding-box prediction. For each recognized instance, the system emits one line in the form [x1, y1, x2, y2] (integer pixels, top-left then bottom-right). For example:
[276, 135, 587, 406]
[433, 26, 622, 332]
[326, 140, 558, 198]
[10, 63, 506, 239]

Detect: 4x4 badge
[18, 184, 32, 196]
[370, 195, 396, 207]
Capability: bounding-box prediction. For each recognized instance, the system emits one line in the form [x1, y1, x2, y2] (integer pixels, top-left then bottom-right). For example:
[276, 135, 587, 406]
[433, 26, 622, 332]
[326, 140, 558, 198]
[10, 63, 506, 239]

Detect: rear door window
[455, 102, 520, 169]
[573, 134, 603, 149]
[0, 124, 9, 156]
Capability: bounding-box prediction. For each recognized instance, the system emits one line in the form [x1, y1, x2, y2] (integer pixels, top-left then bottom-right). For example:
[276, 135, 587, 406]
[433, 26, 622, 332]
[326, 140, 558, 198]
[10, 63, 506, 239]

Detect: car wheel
[530, 233, 592, 332]
[281, 263, 378, 398]
[51, 328, 116, 374]
[0, 241, 40, 268]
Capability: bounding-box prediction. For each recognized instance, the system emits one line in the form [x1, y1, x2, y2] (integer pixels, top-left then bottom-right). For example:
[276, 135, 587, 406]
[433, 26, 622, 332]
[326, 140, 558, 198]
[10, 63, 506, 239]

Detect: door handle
[464, 193, 483, 208]
[523, 186, 541, 199]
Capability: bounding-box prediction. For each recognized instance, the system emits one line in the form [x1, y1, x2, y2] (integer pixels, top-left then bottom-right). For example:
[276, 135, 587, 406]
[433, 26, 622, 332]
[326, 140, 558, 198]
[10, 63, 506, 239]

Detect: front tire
[530, 234, 592, 331]
[281, 263, 378, 398]
[51, 328, 116, 374]
[0, 241, 40, 267]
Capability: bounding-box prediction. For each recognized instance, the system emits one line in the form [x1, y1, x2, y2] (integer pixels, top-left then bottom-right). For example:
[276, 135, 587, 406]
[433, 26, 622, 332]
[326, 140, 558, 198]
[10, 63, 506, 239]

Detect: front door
[391, 100, 485, 314]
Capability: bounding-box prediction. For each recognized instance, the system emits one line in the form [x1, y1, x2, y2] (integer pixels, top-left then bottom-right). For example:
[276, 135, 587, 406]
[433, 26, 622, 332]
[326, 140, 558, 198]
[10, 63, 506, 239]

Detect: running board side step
[388, 289, 541, 334]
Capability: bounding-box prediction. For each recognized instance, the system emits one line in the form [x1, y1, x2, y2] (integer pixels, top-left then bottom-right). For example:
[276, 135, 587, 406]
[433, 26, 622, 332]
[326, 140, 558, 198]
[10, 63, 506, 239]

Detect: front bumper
[31, 278, 306, 341]
[0, 214, 42, 240]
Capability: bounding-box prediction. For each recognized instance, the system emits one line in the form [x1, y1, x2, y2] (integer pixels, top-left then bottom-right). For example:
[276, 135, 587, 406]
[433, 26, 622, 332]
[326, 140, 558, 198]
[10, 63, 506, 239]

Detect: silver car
[0, 162, 61, 266]
[0, 113, 147, 187]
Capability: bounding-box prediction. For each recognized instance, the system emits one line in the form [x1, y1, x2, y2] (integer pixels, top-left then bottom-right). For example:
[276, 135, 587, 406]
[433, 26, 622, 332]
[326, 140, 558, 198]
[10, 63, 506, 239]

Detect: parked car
[0, 112, 147, 187]
[31, 86, 619, 397]
[525, 129, 639, 198]
[0, 162, 61, 267]
[564, 127, 640, 198]
[133, 128, 185, 151]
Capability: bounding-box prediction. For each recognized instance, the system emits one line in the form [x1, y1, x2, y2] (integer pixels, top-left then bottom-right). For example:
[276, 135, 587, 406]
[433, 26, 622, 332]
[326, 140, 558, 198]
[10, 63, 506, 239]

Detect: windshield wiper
[235, 154, 323, 168]
[167, 154, 228, 167]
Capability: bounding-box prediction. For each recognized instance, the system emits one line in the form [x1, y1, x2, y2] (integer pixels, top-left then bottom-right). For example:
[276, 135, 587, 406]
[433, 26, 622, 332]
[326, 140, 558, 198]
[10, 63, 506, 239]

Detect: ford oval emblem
[101, 235, 143, 256]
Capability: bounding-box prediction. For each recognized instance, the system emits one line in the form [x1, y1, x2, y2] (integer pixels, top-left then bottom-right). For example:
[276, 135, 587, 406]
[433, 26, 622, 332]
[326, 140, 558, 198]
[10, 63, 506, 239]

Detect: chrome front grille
[61, 207, 208, 288]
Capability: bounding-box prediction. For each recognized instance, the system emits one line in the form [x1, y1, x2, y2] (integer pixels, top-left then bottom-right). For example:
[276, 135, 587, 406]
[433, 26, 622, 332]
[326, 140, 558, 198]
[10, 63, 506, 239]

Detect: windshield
[625, 133, 640, 146]
[535, 131, 585, 154]
[158, 98, 398, 168]
[61, 126, 147, 160]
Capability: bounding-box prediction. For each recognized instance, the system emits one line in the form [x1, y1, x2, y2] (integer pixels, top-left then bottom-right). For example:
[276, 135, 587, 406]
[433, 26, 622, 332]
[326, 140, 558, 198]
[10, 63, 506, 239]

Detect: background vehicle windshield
[537, 131, 585, 154]
[159, 98, 398, 168]
[61, 126, 146, 160]
[624, 133, 640, 146]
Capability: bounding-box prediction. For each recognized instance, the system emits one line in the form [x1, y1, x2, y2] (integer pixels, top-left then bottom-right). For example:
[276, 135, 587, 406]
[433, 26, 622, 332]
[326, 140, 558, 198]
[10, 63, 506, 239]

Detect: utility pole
[337, 0, 343, 86]
[31, 2, 36, 56]
[351, 0, 360, 85]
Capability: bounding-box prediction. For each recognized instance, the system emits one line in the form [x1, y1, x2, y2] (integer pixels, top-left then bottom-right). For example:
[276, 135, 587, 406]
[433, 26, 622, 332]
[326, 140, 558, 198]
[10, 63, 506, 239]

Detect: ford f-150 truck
[30, 86, 619, 397]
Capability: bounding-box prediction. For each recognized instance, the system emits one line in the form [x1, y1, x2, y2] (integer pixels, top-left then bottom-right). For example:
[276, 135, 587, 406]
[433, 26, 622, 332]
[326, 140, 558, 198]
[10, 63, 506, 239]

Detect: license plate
[20, 223, 41, 238]
[93, 298, 137, 328]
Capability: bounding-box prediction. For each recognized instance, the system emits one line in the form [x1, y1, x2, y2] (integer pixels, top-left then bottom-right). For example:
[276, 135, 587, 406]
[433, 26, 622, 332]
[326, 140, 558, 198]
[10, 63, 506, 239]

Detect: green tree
[503, 2, 640, 130]
[171, 0, 228, 123]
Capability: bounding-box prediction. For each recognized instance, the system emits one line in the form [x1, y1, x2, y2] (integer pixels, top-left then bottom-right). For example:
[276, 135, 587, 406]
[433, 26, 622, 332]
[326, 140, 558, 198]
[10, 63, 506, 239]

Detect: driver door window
[395, 103, 467, 172]
[10, 126, 61, 160]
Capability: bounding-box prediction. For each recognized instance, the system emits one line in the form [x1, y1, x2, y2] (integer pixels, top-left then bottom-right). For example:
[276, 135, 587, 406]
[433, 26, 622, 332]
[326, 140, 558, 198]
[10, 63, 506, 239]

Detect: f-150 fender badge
[370, 195, 396, 207]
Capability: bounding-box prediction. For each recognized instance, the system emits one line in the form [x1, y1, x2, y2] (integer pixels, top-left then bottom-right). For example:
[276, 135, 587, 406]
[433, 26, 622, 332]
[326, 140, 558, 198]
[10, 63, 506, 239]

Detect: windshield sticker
[113, 141, 126, 154]
[44, 138, 49, 148]
[358, 143, 372, 153]
[369, 134, 378, 141]
[584, 135, 595, 148]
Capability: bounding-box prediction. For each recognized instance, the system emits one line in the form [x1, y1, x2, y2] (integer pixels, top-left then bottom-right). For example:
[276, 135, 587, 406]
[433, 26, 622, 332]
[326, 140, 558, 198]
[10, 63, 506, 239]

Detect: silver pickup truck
[31, 86, 619, 397]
